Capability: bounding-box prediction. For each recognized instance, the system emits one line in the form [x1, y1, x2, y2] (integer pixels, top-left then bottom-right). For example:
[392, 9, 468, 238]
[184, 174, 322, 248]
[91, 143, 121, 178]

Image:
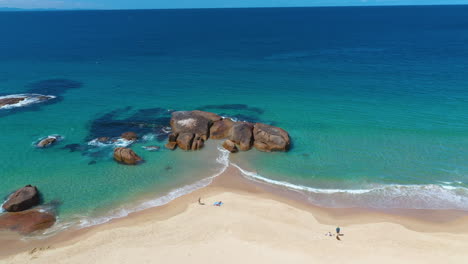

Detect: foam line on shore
[231, 163, 468, 210]
[39, 145, 232, 236]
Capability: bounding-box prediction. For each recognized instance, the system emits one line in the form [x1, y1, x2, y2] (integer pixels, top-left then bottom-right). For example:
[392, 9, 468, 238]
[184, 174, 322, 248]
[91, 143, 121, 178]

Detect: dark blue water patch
[86, 107, 172, 141]
[25, 79, 83, 95]
[61, 144, 86, 153]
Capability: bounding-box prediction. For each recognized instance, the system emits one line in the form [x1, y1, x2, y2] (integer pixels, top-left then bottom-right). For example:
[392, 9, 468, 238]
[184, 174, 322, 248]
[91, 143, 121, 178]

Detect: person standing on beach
[336, 227, 341, 235]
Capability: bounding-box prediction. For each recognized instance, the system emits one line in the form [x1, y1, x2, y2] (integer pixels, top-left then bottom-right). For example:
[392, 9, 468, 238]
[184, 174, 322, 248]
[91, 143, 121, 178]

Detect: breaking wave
[231, 163, 468, 210]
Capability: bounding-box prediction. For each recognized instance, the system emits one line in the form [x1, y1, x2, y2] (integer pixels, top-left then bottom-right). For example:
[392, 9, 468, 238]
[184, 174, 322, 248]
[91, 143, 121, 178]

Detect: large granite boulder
[121, 132, 138, 141]
[2, 185, 40, 212]
[37, 137, 57, 148]
[166, 110, 291, 153]
[165, 133, 178, 150]
[210, 118, 235, 139]
[170, 110, 222, 141]
[253, 123, 290, 152]
[176, 133, 195, 151]
[191, 135, 204, 151]
[0, 209, 56, 234]
[113, 147, 143, 165]
[222, 140, 238, 153]
[229, 122, 254, 151]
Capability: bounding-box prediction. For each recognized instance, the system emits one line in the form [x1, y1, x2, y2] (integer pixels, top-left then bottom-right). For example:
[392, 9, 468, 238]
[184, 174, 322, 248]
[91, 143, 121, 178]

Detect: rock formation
[210, 118, 235, 139]
[0, 94, 55, 109]
[222, 140, 238, 153]
[0, 97, 26, 108]
[2, 185, 40, 212]
[121, 132, 138, 141]
[229, 122, 254, 151]
[0, 209, 56, 234]
[253, 123, 290, 152]
[37, 137, 57, 148]
[166, 110, 290, 153]
[113, 147, 143, 165]
[165, 110, 222, 150]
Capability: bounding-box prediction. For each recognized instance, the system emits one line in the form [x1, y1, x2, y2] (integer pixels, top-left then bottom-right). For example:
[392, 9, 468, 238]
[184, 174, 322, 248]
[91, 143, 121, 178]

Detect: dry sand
[2, 166, 468, 263]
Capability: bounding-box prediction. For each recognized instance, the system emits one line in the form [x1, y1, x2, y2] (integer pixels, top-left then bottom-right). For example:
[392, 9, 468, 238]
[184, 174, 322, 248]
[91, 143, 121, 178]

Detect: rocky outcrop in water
[210, 118, 235, 139]
[0, 97, 25, 108]
[166, 110, 290, 153]
[0, 209, 56, 234]
[121, 132, 138, 141]
[37, 137, 57, 148]
[229, 122, 254, 151]
[253, 123, 290, 152]
[2, 185, 40, 212]
[222, 140, 238, 153]
[113, 147, 143, 165]
[0, 94, 55, 110]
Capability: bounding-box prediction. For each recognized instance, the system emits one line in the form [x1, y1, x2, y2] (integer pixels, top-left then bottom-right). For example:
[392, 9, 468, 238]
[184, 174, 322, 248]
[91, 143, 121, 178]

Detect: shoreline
[2, 165, 468, 262]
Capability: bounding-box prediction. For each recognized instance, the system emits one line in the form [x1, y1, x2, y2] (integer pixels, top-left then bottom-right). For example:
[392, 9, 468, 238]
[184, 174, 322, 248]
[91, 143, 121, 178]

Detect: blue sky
[1, 0, 467, 9]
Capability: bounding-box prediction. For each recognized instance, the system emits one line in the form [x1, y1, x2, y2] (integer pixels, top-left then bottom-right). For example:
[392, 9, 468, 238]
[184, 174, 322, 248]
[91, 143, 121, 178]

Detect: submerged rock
[253, 123, 290, 152]
[0, 209, 56, 234]
[113, 147, 143, 165]
[0, 97, 25, 108]
[2, 185, 40, 212]
[37, 137, 57, 148]
[0, 94, 55, 110]
[121, 132, 138, 141]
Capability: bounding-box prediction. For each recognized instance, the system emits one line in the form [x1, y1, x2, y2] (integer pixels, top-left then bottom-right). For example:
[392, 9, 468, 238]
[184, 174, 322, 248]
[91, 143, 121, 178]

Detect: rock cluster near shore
[165, 110, 290, 153]
[0, 185, 56, 234]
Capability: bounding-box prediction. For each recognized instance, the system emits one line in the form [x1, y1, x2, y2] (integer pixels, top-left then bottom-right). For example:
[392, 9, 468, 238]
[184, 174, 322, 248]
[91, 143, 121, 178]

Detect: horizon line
[1, 3, 468, 12]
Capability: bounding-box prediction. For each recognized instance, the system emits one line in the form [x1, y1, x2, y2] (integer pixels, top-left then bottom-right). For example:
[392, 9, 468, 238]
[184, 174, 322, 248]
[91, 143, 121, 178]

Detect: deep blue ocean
[1, 6, 468, 233]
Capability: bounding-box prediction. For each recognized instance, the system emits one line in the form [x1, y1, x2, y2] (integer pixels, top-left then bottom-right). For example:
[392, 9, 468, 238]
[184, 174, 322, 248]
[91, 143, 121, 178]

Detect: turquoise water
[1, 6, 468, 231]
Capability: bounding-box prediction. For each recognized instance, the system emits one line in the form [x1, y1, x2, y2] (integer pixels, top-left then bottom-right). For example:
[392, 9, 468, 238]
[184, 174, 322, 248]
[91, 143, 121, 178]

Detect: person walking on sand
[198, 197, 205, 205]
[336, 227, 341, 241]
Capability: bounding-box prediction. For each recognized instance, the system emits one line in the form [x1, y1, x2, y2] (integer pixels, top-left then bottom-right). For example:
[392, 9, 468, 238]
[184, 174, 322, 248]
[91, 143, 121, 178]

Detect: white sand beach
[2, 167, 468, 264]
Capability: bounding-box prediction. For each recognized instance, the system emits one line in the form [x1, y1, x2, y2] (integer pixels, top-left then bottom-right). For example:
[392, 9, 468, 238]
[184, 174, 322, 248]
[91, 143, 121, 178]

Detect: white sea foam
[162, 127, 172, 134]
[0, 94, 56, 110]
[231, 163, 468, 210]
[0, 200, 5, 213]
[142, 133, 156, 141]
[87, 138, 134, 148]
